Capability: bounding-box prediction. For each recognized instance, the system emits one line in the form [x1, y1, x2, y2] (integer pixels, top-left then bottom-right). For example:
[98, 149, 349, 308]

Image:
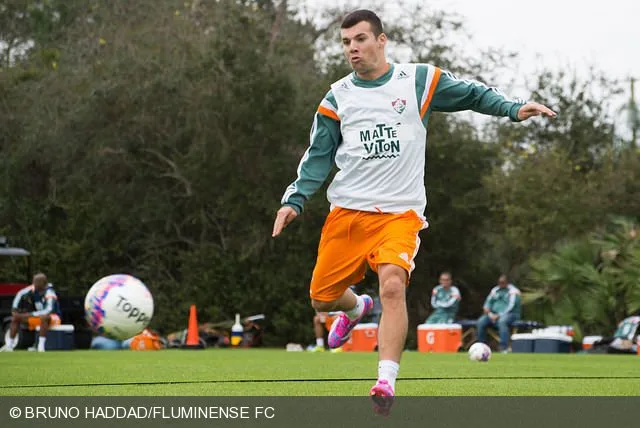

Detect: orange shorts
[27, 314, 61, 330]
[310, 207, 426, 302]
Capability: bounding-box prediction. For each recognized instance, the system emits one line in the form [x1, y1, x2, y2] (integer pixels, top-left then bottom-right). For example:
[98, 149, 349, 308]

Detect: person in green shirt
[476, 274, 521, 352]
[425, 272, 461, 324]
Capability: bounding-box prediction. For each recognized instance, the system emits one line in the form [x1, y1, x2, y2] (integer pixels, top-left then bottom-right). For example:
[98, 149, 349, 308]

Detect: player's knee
[311, 299, 335, 312]
[40, 314, 51, 323]
[379, 278, 405, 302]
[10, 314, 21, 324]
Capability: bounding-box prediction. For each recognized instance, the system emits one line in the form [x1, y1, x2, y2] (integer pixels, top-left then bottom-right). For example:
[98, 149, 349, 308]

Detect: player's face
[33, 276, 47, 291]
[340, 21, 386, 78]
[440, 275, 452, 288]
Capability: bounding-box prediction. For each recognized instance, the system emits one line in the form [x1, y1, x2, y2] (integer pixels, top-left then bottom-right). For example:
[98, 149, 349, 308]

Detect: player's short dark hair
[340, 10, 384, 37]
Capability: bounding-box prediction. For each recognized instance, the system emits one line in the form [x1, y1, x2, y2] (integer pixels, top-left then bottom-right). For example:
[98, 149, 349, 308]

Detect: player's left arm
[498, 289, 518, 317]
[482, 288, 495, 313]
[439, 288, 461, 309]
[430, 69, 556, 121]
[31, 289, 57, 317]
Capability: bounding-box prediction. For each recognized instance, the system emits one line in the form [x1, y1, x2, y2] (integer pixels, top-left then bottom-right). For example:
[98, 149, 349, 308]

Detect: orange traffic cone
[182, 305, 205, 349]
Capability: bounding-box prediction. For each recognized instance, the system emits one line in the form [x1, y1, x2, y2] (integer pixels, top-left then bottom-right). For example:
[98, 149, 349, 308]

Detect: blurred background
[0, 0, 638, 348]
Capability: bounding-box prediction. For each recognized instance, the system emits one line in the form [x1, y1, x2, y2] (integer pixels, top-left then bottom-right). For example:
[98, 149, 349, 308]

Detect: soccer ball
[468, 342, 491, 362]
[85, 274, 154, 340]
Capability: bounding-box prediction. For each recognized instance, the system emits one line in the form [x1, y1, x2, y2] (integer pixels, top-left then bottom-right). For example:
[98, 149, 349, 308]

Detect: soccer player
[425, 272, 461, 324]
[0, 272, 61, 352]
[271, 9, 555, 407]
[476, 275, 522, 352]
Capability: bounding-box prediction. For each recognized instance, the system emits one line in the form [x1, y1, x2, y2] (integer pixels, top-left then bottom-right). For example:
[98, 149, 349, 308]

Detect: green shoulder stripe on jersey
[415, 65, 429, 111]
[325, 91, 337, 110]
[415, 64, 431, 126]
[317, 90, 339, 121]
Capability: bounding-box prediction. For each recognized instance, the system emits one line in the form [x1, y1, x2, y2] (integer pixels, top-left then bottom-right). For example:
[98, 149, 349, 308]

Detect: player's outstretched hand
[272, 206, 298, 237]
[517, 102, 557, 121]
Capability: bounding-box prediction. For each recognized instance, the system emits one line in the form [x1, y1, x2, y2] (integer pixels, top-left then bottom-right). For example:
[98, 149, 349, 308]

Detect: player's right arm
[11, 286, 32, 314]
[272, 91, 341, 237]
[430, 287, 439, 308]
[31, 288, 58, 317]
[439, 287, 461, 309]
[482, 288, 496, 314]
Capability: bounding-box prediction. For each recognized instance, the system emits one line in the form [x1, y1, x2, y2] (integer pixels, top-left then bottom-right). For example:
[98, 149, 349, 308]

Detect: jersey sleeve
[11, 286, 31, 311]
[31, 288, 58, 317]
[498, 286, 520, 316]
[483, 288, 496, 312]
[430, 69, 526, 121]
[430, 287, 439, 308]
[443, 286, 462, 307]
[280, 91, 341, 214]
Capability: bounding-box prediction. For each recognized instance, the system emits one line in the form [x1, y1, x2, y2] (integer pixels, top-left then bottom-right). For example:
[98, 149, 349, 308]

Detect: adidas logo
[397, 70, 409, 79]
[339, 81, 349, 90]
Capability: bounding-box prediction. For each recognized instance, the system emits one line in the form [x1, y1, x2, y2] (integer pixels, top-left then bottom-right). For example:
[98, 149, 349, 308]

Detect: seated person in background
[309, 311, 338, 352]
[1, 273, 61, 352]
[605, 315, 640, 354]
[309, 285, 364, 352]
[91, 328, 163, 351]
[425, 271, 461, 324]
[91, 335, 132, 350]
[476, 274, 521, 352]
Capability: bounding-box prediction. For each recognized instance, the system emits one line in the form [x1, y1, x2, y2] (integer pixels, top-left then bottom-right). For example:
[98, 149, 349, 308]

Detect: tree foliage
[525, 217, 640, 338]
[1, 0, 637, 344]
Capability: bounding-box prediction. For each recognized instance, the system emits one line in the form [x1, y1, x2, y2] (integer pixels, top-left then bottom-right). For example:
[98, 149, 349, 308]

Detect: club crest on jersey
[392, 98, 406, 114]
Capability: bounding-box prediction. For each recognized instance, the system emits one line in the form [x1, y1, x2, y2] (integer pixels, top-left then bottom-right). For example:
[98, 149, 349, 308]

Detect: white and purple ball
[468, 342, 492, 362]
[84, 274, 154, 340]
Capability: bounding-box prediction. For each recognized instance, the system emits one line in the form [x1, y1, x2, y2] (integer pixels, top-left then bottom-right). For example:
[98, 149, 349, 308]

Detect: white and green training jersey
[430, 285, 461, 314]
[281, 63, 526, 216]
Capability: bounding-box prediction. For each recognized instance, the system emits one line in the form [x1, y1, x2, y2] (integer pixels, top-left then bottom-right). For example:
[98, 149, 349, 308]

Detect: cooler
[342, 323, 378, 352]
[417, 323, 462, 353]
[582, 335, 602, 351]
[511, 333, 535, 353]
[534, 333, 572, 353]
[40, 324, 75, 351]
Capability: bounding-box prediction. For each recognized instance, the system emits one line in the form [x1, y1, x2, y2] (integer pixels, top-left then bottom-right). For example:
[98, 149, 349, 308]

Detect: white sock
[38, 337, 46, 352]
[378, 360, 400, 391]
[6, 336, 16, 349]
[316, 337, 324, 347]
[345, 295, 365, 320]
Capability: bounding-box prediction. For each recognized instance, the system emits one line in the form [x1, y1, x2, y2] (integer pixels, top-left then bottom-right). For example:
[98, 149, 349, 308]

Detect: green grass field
[1, 349, 638, 396]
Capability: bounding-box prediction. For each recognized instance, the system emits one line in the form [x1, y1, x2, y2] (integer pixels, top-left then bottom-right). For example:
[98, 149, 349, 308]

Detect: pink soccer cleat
[327, 295, 373, 349]
[370, 379, 395, 416]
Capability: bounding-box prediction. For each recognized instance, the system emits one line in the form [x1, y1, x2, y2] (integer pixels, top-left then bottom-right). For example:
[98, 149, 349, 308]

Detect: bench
[459, 319, 545, 350]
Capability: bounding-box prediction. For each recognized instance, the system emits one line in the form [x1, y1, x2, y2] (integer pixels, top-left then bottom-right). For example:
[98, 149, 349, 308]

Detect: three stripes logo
[397, 70, 409, 79]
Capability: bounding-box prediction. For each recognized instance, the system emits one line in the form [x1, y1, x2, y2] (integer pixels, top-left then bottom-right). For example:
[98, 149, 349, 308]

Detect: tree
[483, 69, 623, 272]
[525, 217, 640, 338]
